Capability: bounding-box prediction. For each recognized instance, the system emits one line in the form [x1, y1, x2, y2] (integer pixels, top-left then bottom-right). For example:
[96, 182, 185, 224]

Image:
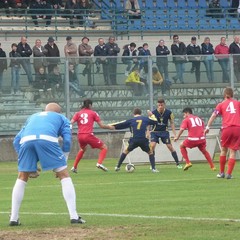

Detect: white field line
[1, 211, 240, 223]
[1, 178, 214, 190]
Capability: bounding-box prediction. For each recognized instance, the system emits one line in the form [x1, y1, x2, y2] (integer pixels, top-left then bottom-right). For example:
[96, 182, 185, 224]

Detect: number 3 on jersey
[80, 113, 89, 124]
[226, 102, 236, 114]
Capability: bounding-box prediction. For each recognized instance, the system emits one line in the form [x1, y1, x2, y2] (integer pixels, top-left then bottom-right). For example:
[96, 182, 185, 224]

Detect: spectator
[51, 0, 64, 15]
[0, 0, 15, 17]
[32, 38, 48, 73]
[125, 67, 145, 96]
[122, 42, 138, 76]
[14, 0, 28, 16]
[215, 37, 230, 83]
[0, 43, 7, 94]
[17, 36, 33, 86]
[64, 36, 78, 66]
[105, 36, 120, 85]
[94, 38, 109, 84]
[64, 0, 81, 28]
[78, 36, 93, 86]
[79, 0, 94, 27]
[138, 43, 151, 70]
[229, 36, 240, 82]
[152, 66, 168, 96]
[29, 0, 43, 27]
[201, 37, 215, 83]
[48, 65, 62, 97]
[68, 63, 85, 96]
[44, 36, 60, 73]
[187, 36, 201, 83]
[206, 0, 224, 18]
[228, 0, 239, 17]
[9, 43, 21, 94]
[156, 39, 170, 81]
[33, 66, 48, 100]
[41, 0, 53, 27]
[125, 0, 141, 22]
[171, 34, 187, 84]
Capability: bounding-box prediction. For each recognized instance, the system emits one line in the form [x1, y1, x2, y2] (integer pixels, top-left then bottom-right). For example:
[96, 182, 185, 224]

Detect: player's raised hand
[147, 110, 153, 116]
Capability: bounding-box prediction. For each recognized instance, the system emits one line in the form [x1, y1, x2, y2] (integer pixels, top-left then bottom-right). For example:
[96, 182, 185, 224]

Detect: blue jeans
[203, 59, 214, 82]
[21, 59, 33, 84]
[174, 62, 185, 83]
[11, 66, 20, 92]
[218, 58, 229, 82]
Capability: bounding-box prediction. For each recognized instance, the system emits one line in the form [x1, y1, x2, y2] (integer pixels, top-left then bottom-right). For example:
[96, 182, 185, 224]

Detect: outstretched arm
[204, 112, 217, 134]
[174, 128, 184, 142]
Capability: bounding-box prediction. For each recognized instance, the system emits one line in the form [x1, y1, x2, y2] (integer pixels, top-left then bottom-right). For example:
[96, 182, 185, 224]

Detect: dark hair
[173, 34, 179, 39]
[143, 43, 148, 47]
[133, 108, 142, 115]
[182, 107, 193, 114]
[224, 87, 233, 98]
[157, 98, 165, 104]
[82, 99, 92, 109]
[130, 42, 136, 48]
[11, 43, 17, 48]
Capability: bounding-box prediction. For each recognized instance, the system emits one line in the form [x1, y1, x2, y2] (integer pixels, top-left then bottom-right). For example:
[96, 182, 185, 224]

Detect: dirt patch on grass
[0, 226, 134, 240]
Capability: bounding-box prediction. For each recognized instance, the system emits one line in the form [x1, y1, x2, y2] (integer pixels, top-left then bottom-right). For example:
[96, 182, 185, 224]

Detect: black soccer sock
[149, 154, 156, 170]
[172, 151, 179, 165]
[117, 153, 127, 168]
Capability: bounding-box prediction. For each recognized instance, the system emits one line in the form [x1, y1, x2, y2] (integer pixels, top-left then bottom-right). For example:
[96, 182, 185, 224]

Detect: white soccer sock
[10, 179, 27, 222]
[61, 177, 78, 220]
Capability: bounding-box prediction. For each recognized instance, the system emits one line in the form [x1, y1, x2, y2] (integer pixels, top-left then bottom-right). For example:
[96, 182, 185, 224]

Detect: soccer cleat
[183, 163, 192, 171]
[9, 219, 21, 226]
[152, 169, 159, 173]
[226, 174, 233, 179]
[71, 167, 77, 173]
[177, 164, 183, 169]
[71, 216, 86, 224]
[115, 166, 120, 172]
[211, 167, 216, 171]
[96, 163, 108, 171]
[217, 173, 225, 178]
[29, 171, 40, 178]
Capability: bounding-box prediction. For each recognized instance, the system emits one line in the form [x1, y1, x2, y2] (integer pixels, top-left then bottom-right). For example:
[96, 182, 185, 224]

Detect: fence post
[229, 55, 234, 89]
[148, 56, 153, 110]
[64, 59, 70, 118]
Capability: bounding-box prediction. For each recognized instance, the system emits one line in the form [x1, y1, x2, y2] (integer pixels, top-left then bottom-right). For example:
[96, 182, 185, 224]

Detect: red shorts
[221, 126, 240, 150]
[77, 133, 104, 149]
[183, 139, 206, 151]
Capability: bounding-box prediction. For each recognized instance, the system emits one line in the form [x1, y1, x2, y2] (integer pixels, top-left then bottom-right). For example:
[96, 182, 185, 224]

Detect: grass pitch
[1, 159, 240, 240]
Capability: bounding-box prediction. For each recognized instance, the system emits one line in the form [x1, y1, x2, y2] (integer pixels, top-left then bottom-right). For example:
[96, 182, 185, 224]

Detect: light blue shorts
[17, 140, 67, 172]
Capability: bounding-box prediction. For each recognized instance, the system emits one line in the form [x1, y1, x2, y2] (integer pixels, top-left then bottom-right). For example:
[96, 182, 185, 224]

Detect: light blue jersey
[13, 111, 72, 172]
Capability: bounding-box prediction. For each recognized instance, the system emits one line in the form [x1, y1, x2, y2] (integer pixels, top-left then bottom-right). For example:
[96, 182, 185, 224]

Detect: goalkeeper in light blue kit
[9, 103, 85, 226]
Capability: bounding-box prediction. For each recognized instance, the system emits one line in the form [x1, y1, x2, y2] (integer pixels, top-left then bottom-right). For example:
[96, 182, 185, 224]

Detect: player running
[71, 99, 109, 173]
[174, 107, 215, 171]
[148, 98, 182, 169]
[205, 87, 240, 179]
[107, 108, 159, 173]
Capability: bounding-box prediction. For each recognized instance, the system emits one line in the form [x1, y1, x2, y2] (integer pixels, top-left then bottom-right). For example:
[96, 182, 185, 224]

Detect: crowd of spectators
[0, 34, 240, 98]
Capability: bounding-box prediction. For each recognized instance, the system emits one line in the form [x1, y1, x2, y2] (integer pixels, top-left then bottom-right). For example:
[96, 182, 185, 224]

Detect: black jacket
[0, 48, 7, 72]
[201, 43, 215, 55]
[171, 42, 187, 62]
[94, 44, 108, 64]
[187, 44, 201, 61]
[17, 42, 32, 58]
[9, 51, 22, 67]
[44, 43, 60, 64]
[156, 45, 170, 65]
[229, 42, 240, 62]
[122, 46, 138, 64]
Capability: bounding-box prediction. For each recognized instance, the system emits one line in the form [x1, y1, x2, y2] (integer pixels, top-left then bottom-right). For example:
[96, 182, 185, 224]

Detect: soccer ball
[125, 163, 135, 173]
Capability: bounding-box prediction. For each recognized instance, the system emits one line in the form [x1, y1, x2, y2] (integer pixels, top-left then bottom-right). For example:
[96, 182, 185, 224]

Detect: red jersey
[180, 114, 205, 140]
[72, 108, 100, 134]
[215, 98, 240, 128]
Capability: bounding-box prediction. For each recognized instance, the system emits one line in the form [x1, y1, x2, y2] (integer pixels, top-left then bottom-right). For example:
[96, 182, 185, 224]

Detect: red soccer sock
[226, 158, 236, 175]
[202, 150, 214, 168]
[180, 146, 190, 164]
[219, 156, 227, 173]
[97, 148, 108, 164]
[73, 150, 84, 169]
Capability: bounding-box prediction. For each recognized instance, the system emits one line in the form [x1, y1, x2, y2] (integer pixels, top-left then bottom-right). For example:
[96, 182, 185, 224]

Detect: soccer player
[10, 103, 85, 226]
[205, 87, 240, 179]
[148, 98, 182, 169]
[71, 99, 109, 173]
[107, 108, 159, 173]
[174, 107, 215, 171]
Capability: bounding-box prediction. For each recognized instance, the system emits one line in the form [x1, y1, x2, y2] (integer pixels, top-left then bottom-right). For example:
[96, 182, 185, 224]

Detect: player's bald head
[45, 103, 61, 113]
